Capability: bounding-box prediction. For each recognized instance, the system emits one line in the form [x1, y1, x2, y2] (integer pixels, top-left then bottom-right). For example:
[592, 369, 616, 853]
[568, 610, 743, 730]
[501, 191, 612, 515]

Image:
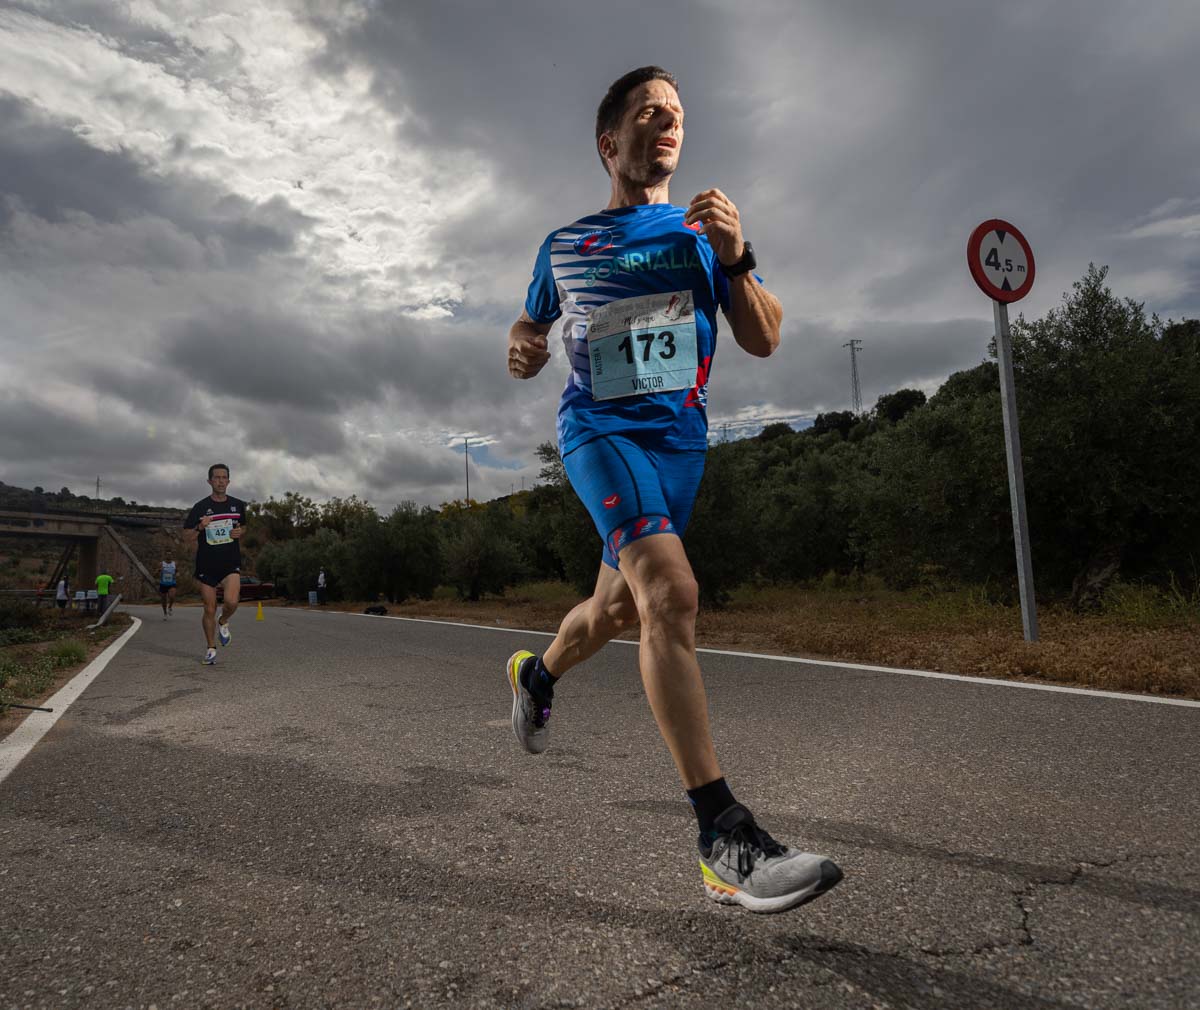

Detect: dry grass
[0, 612, 132, 724]
[316, 579, 1199, 700]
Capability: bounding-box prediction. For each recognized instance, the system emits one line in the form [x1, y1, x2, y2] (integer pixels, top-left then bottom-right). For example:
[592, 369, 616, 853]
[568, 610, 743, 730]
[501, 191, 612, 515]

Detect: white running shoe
[699, 804, 843, 914]
[506, 650, 550, 754]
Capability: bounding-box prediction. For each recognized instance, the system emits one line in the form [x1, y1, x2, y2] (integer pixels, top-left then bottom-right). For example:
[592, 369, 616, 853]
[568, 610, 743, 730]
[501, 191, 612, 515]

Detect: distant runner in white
[158, 556, 177, 619]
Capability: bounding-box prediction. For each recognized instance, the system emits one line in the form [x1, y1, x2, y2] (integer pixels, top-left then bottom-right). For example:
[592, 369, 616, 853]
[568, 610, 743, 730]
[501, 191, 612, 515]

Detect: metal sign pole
[992, 299, 1039, 641]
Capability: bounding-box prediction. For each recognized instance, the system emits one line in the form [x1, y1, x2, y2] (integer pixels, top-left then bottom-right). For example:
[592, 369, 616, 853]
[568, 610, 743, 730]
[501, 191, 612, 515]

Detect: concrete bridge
[0, 510, 156, 592]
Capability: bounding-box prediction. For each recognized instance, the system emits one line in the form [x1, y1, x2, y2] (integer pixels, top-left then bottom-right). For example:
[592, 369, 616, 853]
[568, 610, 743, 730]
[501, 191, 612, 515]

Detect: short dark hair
[595, 66, 679, 173]
[208, 463, 230, 479]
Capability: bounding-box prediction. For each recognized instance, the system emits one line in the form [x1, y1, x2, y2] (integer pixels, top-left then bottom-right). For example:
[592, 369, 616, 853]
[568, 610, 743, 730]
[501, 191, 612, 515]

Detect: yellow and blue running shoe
[507, 650, 550, 754]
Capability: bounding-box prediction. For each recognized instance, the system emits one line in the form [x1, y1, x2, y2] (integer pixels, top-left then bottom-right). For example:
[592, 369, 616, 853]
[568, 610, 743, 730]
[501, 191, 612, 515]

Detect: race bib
[205, 519, 234, 546]
[587, 291, 698, 401]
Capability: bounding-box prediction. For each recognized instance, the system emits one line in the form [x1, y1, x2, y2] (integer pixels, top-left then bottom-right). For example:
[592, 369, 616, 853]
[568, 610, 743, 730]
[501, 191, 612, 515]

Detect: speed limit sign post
[967, 219, 1039, 642]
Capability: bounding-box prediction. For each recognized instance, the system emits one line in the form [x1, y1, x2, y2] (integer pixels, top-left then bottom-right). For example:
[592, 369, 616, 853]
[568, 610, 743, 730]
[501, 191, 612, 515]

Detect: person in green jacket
[95, 572, 117, 614]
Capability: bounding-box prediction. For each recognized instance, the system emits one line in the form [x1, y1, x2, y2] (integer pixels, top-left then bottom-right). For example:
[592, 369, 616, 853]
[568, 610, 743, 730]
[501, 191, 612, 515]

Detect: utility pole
[96, 476, 101, 499]
[464, 437, 470, 503]
[843, 339, 863, 415]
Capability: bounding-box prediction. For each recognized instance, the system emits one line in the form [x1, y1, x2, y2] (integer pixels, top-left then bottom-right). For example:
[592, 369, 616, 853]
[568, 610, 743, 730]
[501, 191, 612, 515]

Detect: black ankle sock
[687, 777, 737, 839]
[521, 656, 558, 703]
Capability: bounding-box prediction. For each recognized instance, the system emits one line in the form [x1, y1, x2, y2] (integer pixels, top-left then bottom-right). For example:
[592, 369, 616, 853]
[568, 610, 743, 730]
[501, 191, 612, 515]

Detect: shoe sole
[219, 626, 231, 647]
[700, 858, 843, 914]
[506, 650, 546, 755]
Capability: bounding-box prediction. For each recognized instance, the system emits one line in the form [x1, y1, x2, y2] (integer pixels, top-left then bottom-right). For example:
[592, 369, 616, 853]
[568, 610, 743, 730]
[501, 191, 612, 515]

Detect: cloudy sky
[1, 0, 1197, 510]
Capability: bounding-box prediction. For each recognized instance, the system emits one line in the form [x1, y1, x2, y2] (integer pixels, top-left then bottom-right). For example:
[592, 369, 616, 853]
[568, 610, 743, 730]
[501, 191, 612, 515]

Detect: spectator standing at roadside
[95, 571, 115, 615]
[317, 567, 327, 605]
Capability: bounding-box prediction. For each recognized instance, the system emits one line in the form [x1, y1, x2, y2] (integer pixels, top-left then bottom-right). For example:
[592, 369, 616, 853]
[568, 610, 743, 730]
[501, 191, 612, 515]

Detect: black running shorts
[194, 562, 240, 588]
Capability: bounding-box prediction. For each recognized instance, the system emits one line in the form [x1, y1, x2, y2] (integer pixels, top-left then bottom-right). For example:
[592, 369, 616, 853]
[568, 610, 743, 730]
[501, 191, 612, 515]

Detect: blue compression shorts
[562, 434, 706, 569]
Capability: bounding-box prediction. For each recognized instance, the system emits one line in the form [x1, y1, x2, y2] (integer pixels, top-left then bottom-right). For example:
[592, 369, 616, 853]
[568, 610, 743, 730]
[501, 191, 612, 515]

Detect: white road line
[0, 617, 143, 785]
[335, 610, 1200, 709]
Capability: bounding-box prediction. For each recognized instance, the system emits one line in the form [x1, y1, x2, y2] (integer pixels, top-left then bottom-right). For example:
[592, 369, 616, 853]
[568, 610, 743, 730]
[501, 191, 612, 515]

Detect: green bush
[442, 509, 524, 601]
[48, 639, 87, 666]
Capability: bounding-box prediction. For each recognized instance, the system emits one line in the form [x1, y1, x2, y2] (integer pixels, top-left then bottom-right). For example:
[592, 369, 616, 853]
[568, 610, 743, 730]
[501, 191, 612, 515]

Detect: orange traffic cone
[256, 601, 264, 621]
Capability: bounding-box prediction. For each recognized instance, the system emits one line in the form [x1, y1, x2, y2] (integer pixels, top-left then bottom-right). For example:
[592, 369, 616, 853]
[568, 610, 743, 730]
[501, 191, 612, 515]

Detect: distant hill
[0, 480, 183, 519]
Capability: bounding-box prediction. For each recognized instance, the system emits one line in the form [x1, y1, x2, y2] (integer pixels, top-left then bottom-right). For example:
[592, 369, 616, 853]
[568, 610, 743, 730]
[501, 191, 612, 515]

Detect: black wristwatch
[721, 241, 757, 277]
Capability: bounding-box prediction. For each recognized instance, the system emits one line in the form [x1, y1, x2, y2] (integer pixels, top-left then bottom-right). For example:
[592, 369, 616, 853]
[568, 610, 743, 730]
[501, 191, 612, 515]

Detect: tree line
[251, 265, 1198, 610]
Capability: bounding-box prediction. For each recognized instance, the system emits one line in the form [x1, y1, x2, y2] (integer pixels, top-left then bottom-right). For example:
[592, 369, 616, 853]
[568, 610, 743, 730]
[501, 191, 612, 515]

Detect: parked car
[216, 575, 275, 601]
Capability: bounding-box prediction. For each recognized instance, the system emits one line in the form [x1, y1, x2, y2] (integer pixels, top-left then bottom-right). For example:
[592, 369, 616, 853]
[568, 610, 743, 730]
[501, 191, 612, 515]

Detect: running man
[182, 464, 246, 665]
[159, 556, 178, 619]
[505, 67, 842, 913]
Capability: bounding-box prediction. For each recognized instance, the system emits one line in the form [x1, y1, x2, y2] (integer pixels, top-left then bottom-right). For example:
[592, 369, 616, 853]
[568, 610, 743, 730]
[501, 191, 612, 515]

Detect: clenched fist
[508, 319, 552, 379]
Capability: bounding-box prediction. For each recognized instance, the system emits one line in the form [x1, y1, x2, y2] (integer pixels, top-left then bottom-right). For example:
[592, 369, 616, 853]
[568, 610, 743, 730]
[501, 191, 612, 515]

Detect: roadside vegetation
[0, 599, 131, 716]
[306, 576, 1198, 699]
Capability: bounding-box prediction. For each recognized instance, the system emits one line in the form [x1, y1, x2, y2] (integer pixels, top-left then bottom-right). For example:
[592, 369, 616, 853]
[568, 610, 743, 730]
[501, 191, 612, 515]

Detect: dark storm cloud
[232, 402, 348, 458]
[84, 361, 193, 416]
[364, 442, 462, 493]
[0, 391, 172, 468]
[0, 97, 313, 264]
[162, 304, 529, 425]
[738, 1, 1200, 323]
[165, 310, 365, 412]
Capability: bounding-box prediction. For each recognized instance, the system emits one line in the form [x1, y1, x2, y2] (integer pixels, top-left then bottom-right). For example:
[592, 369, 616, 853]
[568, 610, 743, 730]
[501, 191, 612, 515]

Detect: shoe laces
[529, 696, 551, 729]
[726, 821, 787, 879]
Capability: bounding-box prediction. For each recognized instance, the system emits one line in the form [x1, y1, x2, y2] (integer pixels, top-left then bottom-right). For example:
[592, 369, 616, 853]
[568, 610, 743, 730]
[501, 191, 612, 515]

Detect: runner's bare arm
[508, 310, 553, 379]
[724, 275, 783, 358]
[182, 514, 211, 547]
[684, 189, 782, 357]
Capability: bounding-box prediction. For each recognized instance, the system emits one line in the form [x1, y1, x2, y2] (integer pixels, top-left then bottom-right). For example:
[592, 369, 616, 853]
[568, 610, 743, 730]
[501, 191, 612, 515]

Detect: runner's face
[208, 469, 230, 495]
[607, 80, 683, 185]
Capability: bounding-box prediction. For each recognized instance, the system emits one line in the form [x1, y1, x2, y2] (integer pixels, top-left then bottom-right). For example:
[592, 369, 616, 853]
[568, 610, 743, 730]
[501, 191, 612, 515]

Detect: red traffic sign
[967, 219, 1035, 303]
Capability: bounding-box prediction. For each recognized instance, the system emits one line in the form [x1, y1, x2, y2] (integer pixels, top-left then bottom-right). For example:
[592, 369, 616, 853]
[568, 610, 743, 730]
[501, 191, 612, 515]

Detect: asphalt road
[1, 605, 1197, 1010]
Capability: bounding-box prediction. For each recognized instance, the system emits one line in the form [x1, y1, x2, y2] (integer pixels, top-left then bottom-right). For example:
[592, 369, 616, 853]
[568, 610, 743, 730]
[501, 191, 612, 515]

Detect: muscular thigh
[198, 582, 219, 611]
[220, 572, 241, 606]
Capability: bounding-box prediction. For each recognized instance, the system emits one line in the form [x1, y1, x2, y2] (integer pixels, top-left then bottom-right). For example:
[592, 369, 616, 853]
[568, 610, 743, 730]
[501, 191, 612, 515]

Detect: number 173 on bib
[586, 290, 699, 401]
